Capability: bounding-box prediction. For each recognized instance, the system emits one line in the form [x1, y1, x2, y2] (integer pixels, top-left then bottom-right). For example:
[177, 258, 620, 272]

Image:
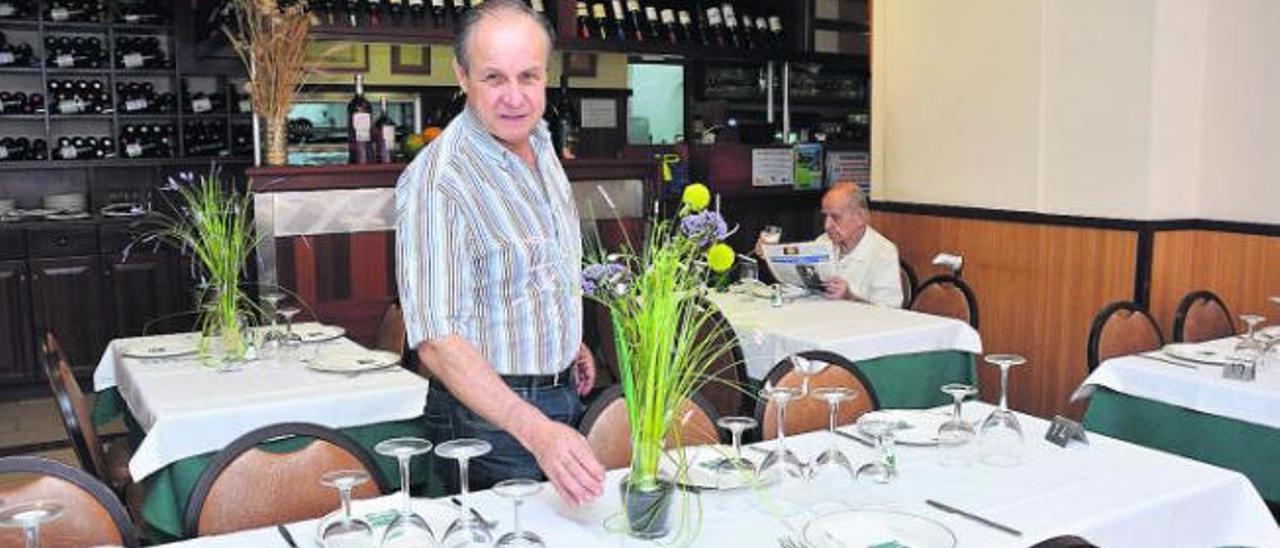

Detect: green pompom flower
[706, 243, 735, 273]
[681, 183, 711, 212]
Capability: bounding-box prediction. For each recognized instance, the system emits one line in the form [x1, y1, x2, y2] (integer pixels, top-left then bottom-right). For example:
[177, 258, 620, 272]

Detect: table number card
[1046, 415, 1088, 448]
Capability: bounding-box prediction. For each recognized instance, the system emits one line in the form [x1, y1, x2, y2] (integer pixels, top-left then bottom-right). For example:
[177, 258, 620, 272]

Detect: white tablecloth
[161, 403, 1279, 548]
[92, 327, 431, 480]
[708, 293, 984, 379]
[1073, 336, 1280, 429]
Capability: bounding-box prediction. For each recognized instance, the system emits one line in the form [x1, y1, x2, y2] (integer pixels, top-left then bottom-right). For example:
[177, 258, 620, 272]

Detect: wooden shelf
[248, 157, 655, 192]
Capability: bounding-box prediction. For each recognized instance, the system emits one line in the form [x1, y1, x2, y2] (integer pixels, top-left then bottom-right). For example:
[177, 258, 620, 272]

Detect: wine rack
[0, 0, 251, 168]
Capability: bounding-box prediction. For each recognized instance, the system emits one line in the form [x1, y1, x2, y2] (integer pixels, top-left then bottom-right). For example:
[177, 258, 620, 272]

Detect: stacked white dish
[0, 199, 15, 216]
[43, 192, 87, 214]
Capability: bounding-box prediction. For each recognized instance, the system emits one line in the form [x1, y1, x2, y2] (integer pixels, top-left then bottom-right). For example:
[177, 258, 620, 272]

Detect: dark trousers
[423, 380, 581, 495]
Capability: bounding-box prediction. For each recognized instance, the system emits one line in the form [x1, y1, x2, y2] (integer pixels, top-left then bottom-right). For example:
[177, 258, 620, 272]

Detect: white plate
[750, 284, 808, 300]
[803, 508, 956, 548]
[46, 211, 91, 221]
[307, 350, 400, 373]
[296, 324, 346, 344]
[121, 340, 197, 359]
[850, 410, 951, 446]
[1162, 343, 1237, 366]
[658, 444, 772, 491]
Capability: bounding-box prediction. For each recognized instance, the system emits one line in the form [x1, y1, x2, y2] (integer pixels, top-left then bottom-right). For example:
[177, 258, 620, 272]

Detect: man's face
[453, 12, 549, 149]
[821, 193, 866, 249]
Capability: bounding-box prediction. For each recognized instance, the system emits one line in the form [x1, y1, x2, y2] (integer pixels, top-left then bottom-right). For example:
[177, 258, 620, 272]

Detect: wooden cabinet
[0, 260, 33, 384]
[29, 256, 114, 377]
[106, 252, 184, 337]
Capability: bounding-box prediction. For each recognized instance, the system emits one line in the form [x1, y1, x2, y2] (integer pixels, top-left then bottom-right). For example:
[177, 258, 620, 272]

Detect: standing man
[395, 0, 605, 505]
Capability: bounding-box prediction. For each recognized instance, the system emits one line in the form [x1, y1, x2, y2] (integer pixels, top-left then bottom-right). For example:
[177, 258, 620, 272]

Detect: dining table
[708, 290, 984, 408]
[90, 324, 433, 540]
[157, 402, 1280, 548]
[1074, 335, 1280, 503]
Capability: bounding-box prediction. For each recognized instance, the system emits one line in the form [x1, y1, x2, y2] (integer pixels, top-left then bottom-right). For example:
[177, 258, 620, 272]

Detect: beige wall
[305, 43, 629, 89]
[872, 0, 1280, 224]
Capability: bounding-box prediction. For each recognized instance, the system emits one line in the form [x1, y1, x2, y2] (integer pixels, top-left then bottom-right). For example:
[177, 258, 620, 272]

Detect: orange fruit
[422, 127, 443, 142]
[404, 134, 427, 155]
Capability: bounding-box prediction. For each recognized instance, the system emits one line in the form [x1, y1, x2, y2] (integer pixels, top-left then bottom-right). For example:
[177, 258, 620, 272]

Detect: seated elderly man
[760, 182, 903, 307]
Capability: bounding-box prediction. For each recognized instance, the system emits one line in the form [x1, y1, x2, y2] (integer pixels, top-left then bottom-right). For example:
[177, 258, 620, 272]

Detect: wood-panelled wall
[275, 231, 398, 347]
[1149, 230, 1280, 340]
[872, 211, 1138, 419]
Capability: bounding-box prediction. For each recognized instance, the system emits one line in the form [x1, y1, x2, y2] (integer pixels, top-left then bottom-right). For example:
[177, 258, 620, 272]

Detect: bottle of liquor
[575, 2, 591, 40]
[373, 96, 395, 163]
[624, 0, 644, 42]
[347, 74, 374, 164]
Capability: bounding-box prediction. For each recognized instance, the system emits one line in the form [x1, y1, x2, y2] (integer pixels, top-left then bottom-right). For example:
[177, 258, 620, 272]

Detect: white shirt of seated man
[813, 182, 903, 308]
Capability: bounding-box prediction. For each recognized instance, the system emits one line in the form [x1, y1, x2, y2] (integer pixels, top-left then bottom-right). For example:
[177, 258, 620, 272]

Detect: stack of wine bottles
[182, 80, 226, 114]
[575, 1, 783, 50]
[118, 123, 174, 158]
[54, 135, 114, 160]
[115, 36, 169, 69]
[115, 0, 169, 24]
[44, 0, 105, 23]
[183, 120, 228, 156]
[47, 78, 111, 114]
[215, 0, 549, 33]
[44, 35, 107, 68]
[0, 31, 37, 67]
[116, 81, 174, 113]
[345, 73, 400, 164]
[0, 1, 36, 20]
[0, 137, 48, 162]
[0, 90, 45, 113]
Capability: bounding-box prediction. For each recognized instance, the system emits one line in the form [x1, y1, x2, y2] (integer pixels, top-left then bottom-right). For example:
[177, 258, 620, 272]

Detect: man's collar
[457, 106, 552, 170]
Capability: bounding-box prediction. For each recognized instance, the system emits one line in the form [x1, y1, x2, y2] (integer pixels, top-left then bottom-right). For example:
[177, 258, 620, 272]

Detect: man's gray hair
[828, 181, 869, 214]
[453, 0, 555, 74]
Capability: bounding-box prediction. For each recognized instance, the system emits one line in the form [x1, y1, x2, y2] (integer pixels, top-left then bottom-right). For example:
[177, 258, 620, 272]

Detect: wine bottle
[373, 96, 395, 163]
[575, 2, 591, 40]
[704, 4, 726, 47]
[554, 74, 576, 159]
[608, 0, 625, 41]
[658, 7, 677, 44]
[719, 3, 740, 48]
[590, 3, 608, 41]
[642, 3, 660, 42]
[768, 14, 783, 48]
[624, 0, 644, 42]
[347, 73, 374, 164]
[678, 8, 700, 45]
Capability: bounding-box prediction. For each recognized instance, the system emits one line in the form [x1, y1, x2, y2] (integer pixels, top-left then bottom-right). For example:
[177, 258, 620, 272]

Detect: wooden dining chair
[1028, 535, 1099, 548]
[1171, 290, 1235, 343]
[909, 275, 979, 328]
[182, 422, 387, 537]
[578, 385, 723, 471]
[0, 456, 140, 548]
[1086, 301, 1164, 372]
[754, 350, 878, 440]
[691, 302, 750, 419]
[898, 259, 918, 309]
[374, 300, 406, 356]
[41, 331, 133, 494]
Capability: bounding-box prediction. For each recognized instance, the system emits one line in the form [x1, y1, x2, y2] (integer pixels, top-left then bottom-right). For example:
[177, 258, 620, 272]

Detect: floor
[0, 395, 127, 488]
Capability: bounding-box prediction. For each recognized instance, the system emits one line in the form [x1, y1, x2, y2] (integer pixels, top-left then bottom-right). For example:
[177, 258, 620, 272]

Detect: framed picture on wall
[391, 45, 431, 75]
[306, 42, 370, 73]
[563, 52, 597, 78]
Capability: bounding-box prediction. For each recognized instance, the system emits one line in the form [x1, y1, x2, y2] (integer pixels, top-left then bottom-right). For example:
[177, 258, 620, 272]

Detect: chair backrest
[584, 298, 621, 388]
[374, 300, 406, 355]
[1086, 301, 1164, 372]
[898, 259, 918, 309]
[910, 275, 979, 328]
[183, 422, 386, 537]
[1172, 290, 1234, 343]
[754, 351, 878, 440]
[0, 456, 139, 547]
[578, 385, 723, 471]
[691, 303, 749, 418]
[1028, 535, 1099, 548]
[41, 331, 108, 484]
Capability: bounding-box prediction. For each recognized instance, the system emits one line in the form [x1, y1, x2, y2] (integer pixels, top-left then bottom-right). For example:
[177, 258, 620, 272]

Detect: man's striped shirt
[395, 107, 582, 376]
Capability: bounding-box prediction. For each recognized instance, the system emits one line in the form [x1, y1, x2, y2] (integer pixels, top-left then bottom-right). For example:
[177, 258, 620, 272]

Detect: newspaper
[761, 241, 836, 290]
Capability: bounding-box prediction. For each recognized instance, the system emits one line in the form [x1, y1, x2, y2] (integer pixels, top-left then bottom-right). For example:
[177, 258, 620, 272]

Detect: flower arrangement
[583, 182, 738, 540]
[137, 171, 260, 363]
[223, 0, 315, 166]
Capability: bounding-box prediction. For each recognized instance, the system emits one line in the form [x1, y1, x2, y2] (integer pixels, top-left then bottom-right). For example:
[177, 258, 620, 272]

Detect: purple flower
[679, 210, 729, 247]
[582, 262, 630, 295]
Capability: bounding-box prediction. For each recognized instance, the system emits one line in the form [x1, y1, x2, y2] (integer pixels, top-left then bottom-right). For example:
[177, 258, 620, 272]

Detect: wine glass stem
[775, 401, 788, 449]
[952, 394, 963, 420]
[398, 454, 412, 514]
[731, 429, 742, 459]
[340, 485, 353, 524]
[826, 402, 840, 450]
[458, 457, 470, 495]
[24, 524, 38, 548]
[998, 364, 1010, 411]
[513, 498, 523, 536]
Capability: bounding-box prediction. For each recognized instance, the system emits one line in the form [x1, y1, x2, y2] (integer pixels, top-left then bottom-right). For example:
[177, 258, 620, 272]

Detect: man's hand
[822, 277, 849, 300]
[525, 418, 606, 505]
[572, 343, 596, 396]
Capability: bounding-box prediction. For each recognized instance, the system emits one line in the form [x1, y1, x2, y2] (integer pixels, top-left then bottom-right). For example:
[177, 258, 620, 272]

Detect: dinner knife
[276, 524, 299, 548]
[834, 429, 875, 448]
[1138, 352, 1198, 370]
[926, 499, 1022, 536]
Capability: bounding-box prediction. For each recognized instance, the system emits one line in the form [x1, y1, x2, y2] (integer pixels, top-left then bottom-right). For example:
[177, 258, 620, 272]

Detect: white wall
[872, 0, 1280, 224]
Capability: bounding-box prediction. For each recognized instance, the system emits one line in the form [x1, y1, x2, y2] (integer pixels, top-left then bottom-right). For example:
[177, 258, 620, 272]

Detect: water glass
[708, 416, 757, 475]
[320, 470, 374, 548]
[0, 501, 64, 548]
[937, 384, 978, 467]
[980, 354, 1027, 467]
[853, 419, 897, 484]
[493, 479, 544, 547]
[810, 387, 857, 484]
[437, 439, 494, 547]
[375, 438, 437, 548]
[278, 306, 304, 365]
[756, 386, 807, 483]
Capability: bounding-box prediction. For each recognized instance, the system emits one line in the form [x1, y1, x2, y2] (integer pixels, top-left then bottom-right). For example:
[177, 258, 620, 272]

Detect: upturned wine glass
[493, 478, 544, 547]
[0, 501, 64, 548]
[320, 470, 373, 548]
[937, 383, 979, 467]
[258, 291, 286, 362]
[277, 306, 304, 364]
[375, 438, 437, 548]
[437, 439, 494, 547]
[1231, 315, 1267, 369]
[756, 385, 807, 482]
[980, 354, 1027, 467]
[853, 419, 898, 484]
[707, 416, 757, 474]
[810, 387, 858, 483]
[788, 354, 829, 396]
